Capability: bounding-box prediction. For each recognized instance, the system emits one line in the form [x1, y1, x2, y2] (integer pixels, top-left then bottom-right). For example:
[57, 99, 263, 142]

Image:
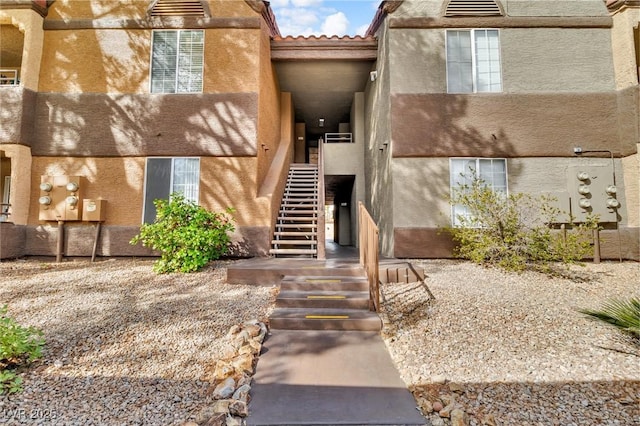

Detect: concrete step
[275, 223, 317, 229]
[276, 290, 370, 309]
[269, 248, 317, 255]
[269, 308, 382, 331]
[280, 276, 369, 291]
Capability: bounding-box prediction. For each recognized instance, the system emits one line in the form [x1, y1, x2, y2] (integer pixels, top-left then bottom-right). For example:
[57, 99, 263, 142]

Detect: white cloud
[292, 0, 323, 6]
[321, 11, 349, 36]
[356, 24, 370, 36]
[275, 7, 319, 36]
[269, 0, 290, 7]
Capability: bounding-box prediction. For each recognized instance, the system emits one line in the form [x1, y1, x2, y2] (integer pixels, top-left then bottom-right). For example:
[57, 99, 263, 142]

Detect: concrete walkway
[247, 330, 428, 426]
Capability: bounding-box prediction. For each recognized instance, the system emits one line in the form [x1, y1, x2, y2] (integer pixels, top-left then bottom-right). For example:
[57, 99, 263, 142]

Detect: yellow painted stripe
[305, 315, 350, 319]
[307, 295, 347, 299]
[305, 279, 342, 283]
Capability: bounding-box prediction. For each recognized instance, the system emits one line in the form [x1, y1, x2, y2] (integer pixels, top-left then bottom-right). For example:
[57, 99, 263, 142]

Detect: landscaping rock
[451, 408, 469, 426]
[213, 377, 236, 400]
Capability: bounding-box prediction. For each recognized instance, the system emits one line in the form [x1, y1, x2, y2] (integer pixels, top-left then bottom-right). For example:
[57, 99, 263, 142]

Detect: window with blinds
[450, 158, 507, 227]
[143, 157, 200, 223]
[446, 29, 502, 93]
[151, 30, 204, 93]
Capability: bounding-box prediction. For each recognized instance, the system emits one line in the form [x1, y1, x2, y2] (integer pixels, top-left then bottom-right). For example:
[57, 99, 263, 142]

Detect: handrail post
[317, 138, 326, 260]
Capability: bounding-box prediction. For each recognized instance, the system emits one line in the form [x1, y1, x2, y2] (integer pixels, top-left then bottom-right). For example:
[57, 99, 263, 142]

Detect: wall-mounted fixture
[39, 175, 84, 221]
[370, 71, 378, 82]
[319, 118, 324, 127]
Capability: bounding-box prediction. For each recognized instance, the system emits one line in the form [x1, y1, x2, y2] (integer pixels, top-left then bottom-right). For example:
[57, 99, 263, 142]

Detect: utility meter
[567, 166, 618, 223]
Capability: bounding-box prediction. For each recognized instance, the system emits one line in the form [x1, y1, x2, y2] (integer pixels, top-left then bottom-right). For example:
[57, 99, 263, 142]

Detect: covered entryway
[271, 36, 376, 256]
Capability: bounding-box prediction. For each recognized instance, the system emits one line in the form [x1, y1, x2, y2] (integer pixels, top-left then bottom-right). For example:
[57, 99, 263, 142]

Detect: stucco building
[1, 0, 638, 261]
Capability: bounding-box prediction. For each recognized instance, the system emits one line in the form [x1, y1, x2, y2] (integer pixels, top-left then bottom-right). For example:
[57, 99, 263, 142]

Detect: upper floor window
[446, 29, 502, 93]
[151, 30, 204, 93]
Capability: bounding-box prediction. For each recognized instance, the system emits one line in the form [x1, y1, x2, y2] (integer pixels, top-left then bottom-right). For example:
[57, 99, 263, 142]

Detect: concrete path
[247, 330, 428, 426]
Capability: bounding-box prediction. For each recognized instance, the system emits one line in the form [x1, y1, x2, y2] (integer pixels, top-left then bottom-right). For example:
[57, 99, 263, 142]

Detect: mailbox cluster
[38, 175, 106, 222]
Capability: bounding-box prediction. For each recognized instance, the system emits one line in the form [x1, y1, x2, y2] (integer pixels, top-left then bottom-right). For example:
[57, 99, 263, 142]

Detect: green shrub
[0, 305, 45, 394]
[580, 298, 640, 339]
[447, 175, 596, 272]
[130, 193, 236, 273]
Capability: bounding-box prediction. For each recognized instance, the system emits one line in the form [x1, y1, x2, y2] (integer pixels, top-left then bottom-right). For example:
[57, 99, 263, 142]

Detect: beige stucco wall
[392, 157, 450, 228]
[0, 9, 45, 91]
[0, 145, 31, 225]
[608, 7, 639, 90]
[389, 27, 615, 94]
[365, 23, 394, 256]
[502, 28, 615, 93]
[391, 156, 633, 229]
[256, 23, 281, 191]
[621, 149, 640, 228]
[46, 1, 256, 21]
[38, 28, 260, 94]
[29, 156, 271, 227]
[395, 0, 609, 19]
[29, 157, 146, 225]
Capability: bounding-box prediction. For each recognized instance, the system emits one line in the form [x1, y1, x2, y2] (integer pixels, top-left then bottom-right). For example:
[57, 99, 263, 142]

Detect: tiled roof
[274, 35, 375, 42]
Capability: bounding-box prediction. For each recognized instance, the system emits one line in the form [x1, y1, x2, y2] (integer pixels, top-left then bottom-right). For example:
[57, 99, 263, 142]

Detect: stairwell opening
[325, 175, 356, 249]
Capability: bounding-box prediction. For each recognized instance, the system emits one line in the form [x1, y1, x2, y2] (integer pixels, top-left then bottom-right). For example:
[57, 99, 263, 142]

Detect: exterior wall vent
[444, 0, 503, 17]
[150, 0, 206, 17]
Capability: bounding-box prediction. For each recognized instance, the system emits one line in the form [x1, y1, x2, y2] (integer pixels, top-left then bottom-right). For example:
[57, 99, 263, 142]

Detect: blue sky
[270, 0, 380, 37]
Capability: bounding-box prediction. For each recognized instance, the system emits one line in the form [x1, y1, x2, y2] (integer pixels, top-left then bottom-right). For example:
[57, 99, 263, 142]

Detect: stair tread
[277, 290, 369, 299]
[273, 232, 317, 236]
[270, 308, 379, 318]
[272, 240, 318, 245]
[269, 248, 318, 254]
[281, 275, 368, 282]
[276, 224, 318, 228]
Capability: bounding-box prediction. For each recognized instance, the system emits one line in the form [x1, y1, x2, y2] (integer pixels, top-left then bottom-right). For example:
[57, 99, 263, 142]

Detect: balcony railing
[0, 69, 19, 86]
[324, 132, 353, 143]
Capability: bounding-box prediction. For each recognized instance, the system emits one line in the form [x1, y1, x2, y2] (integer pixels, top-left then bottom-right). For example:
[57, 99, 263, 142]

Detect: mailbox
[82, 199, 106, 222]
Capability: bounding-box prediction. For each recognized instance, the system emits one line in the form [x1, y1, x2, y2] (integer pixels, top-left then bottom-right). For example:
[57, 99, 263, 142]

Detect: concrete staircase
[270, 275, 382, 331]
[270, 164, 319, 257]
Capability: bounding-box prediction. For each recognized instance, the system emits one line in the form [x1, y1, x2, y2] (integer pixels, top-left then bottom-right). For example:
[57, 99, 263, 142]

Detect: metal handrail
[0, 70, 18, 85]
[324, 132, 352, 143]
[317, 139, 326, 260]
[358, 202, 379, 312]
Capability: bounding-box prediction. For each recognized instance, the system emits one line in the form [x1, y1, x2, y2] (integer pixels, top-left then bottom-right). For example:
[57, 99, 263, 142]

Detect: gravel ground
[0, 258, 275, 425]
[1, 257, 638, 426]
[381, 260, 640, 426]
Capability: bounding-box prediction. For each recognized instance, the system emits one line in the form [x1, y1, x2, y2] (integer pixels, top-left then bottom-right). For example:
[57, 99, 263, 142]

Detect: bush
[0, 305, 45, 394]
[580, 298, 640, 340]
[130, 193, 235, 273]
[447, 175, 596, 272]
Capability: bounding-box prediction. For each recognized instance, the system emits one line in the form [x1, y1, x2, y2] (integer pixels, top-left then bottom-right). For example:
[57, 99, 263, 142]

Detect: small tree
[131, 193, 235, 273]
[447, 175, 595, 272]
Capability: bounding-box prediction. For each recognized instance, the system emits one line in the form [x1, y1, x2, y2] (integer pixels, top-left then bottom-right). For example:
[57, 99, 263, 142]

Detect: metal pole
[56, 220, 64, 263]
[593, 228, 601, 264]
[91, 222, 102, 262]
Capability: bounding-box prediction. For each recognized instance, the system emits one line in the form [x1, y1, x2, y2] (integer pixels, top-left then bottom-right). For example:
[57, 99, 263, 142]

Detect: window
[450, 158, 507, 226]
[446, 29, 502, 93]
[143, 158, 200, 223]
[150, 30, 204, 93]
